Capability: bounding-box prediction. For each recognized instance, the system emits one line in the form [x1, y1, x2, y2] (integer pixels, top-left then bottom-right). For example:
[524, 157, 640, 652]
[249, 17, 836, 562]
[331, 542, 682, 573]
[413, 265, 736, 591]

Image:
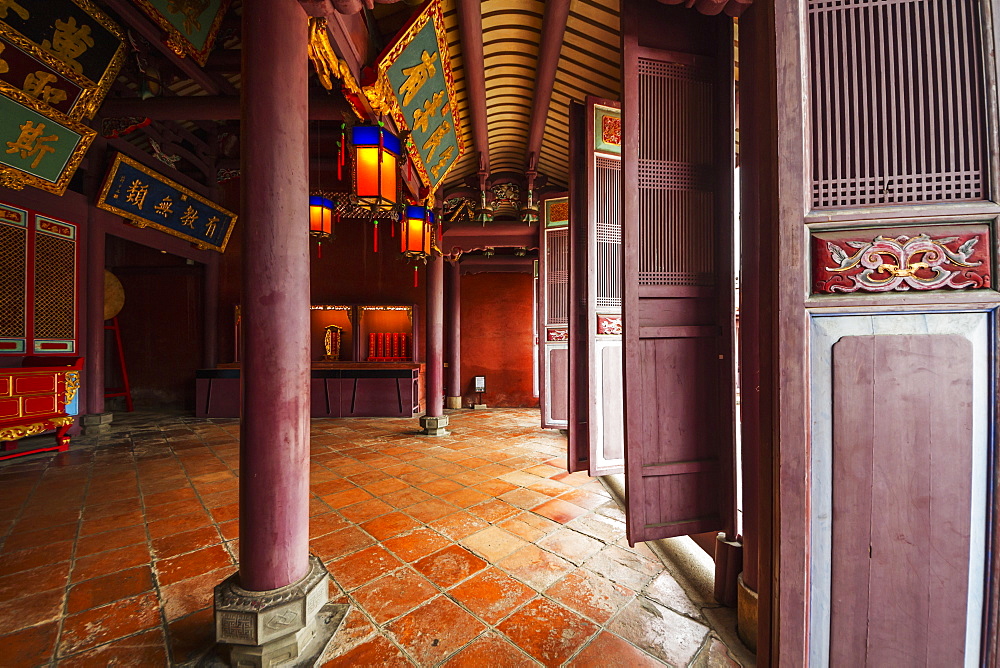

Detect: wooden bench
[0, 357, 84, 460]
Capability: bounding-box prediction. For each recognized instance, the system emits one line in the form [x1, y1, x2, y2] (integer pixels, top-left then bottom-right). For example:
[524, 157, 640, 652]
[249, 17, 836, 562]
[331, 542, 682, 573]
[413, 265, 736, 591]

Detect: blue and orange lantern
[351, 125, 401, 213]
[309, 195, 335, 258]
[309, 195, 335, 238]
[402, 204, 433, 287]
[402, 205, 433, 259]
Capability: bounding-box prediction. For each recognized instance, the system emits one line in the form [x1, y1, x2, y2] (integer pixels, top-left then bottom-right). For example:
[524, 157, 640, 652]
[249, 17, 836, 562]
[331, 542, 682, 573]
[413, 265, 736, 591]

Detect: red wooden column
[85, 189, 105, 418]
[445, 258, 462, 409]
[421, 252, 447, 434]
[238, 0, 310, 591]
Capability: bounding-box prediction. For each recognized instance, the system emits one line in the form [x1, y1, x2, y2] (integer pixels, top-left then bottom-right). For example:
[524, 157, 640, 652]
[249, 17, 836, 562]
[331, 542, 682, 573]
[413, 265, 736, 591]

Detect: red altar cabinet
[197, 304, 423, 418]
[0, 357, 84, 460]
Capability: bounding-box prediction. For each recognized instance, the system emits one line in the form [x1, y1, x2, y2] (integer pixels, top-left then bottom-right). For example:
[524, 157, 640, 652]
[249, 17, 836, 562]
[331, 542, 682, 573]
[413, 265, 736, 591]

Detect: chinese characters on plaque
[97, 153, 237, 253]
[0, 0, 124, 193]
[371, 0, 463, 192]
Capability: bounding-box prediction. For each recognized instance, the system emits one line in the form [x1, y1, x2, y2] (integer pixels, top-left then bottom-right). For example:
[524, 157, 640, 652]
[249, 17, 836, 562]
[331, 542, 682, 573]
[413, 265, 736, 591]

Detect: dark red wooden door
[621, 20, 735, 543]
[830, 335, 974, 665]
[568, 97, 625, 476]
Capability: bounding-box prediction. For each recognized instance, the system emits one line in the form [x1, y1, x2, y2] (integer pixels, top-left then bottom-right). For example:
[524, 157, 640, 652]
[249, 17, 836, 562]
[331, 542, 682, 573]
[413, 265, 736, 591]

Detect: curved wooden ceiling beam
[457, 0, 491, 174]
[525, 0, 570, 172]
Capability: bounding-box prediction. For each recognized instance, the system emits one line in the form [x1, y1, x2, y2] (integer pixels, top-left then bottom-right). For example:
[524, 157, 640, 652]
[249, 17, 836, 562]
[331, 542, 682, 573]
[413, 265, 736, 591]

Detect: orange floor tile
[0, 408, 749, 667]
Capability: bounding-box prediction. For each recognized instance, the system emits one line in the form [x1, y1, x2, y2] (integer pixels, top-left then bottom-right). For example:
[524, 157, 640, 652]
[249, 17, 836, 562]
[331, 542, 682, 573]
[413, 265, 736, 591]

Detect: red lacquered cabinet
[0, 357, 83, 460]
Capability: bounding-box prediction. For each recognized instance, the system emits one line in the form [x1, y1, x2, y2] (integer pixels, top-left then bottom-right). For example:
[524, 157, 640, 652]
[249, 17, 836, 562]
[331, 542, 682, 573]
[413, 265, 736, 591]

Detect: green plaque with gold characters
[133, 0, 232, 67]
[364, 0, 464, 194]
[0, 86, 95, 194]
[0, 0, 126, 120]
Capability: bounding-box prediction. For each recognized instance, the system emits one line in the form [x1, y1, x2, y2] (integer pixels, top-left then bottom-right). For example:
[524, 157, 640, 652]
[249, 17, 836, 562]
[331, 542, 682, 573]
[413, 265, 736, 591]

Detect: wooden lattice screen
[33, 233, 76, 341]
[545, 228, 569, 325]
[638, 58, 715, 286]
[0, 221, 27, 341]
[808, 0, 987, 209]
[596, 156, 623, 310]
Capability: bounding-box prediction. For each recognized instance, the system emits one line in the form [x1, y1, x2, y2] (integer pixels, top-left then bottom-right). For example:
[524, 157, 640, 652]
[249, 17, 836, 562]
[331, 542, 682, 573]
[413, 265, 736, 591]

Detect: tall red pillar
[420, 252, 447, 434]
[238, 0, 310, 593]
[214, 5, 341, 666]
[445, 258, 462, 409]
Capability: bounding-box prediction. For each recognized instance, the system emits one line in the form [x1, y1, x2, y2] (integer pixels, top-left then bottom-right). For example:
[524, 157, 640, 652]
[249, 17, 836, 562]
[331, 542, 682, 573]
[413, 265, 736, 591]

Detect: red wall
[460, 272, 538, 408]
[215, 178, 538, 409]
[216, 177, 428, 364]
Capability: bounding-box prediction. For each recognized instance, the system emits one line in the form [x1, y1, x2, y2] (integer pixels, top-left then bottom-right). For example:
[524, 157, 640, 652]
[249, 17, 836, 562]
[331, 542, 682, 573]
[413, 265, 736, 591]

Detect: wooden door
[538, 197, 569, 429]
[568, 97, 625, 476]
[829, 334, 973, 666]
[621, 14, 735, 543]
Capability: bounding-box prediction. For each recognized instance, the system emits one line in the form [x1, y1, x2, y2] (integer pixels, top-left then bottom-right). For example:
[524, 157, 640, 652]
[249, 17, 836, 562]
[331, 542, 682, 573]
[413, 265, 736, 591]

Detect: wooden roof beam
[525, 0, 570, 173]
[457, 0, 490, 174]
[99, 95, 352, 121]
[101, 0, 237, 96]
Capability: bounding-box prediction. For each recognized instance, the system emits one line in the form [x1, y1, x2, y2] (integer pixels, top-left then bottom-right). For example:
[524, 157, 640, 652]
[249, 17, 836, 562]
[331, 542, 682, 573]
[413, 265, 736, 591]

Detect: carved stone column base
[445, 396, 462, 410]
[209, 556, 346, 667]
[82, 412, 113, 435]
[419, 414, 449, 436]
[736, 572, 758, 652]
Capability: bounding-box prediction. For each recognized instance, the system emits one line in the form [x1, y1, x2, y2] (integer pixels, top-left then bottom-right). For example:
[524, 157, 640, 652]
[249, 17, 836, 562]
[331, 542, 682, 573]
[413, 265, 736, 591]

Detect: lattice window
[33, 234, 75, 340]
[596, 156, 623, 309]
[546, 228, 569, 324]
[638, 56, 715, 287]
[0, 223, 27, 338]
[808, 0, 987, 208]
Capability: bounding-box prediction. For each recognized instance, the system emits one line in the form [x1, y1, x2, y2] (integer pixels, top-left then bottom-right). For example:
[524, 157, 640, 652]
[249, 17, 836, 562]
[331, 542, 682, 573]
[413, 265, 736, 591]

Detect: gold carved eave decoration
[307, 17, 366, 121]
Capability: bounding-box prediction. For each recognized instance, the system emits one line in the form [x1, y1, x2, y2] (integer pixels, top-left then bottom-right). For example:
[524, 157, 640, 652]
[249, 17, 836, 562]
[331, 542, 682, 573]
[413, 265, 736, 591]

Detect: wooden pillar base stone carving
[445, 396, 462, 410]
[211, 556, 346, 667]
[419, 414, 449, 436]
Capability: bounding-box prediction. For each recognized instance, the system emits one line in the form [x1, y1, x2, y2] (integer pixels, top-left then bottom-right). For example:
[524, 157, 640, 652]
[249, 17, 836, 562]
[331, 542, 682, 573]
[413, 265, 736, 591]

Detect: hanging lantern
[352, 125, 402, 213]
[401, 205, 433, 259]
[309, 195, 335, 239]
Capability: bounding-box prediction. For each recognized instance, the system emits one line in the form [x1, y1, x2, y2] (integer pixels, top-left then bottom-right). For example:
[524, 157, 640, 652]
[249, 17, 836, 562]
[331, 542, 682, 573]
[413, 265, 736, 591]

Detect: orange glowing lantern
[402, 205, 433, 258]
[352, 125, 401, 213]
[309, 195, 335, 239]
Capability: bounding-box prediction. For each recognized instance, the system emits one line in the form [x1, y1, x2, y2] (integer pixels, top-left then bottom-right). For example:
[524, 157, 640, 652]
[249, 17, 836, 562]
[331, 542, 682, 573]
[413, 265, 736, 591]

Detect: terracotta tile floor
[0, 408, 749, 667]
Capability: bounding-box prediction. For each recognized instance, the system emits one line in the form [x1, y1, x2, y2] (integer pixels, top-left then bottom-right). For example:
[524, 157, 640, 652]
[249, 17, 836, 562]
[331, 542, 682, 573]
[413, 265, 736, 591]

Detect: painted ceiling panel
[439, 0, 623, 191]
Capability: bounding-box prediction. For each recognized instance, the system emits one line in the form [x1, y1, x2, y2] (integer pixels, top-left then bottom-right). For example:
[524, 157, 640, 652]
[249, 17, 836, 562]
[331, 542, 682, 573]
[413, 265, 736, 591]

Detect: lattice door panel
[33, 234, 76, 342]
[545, 228, 569, 325]
[638, 55, 716, 287]
[596, 156, 622, 310]
[808, 0, 987, 209]
[0, 221, 27, 343]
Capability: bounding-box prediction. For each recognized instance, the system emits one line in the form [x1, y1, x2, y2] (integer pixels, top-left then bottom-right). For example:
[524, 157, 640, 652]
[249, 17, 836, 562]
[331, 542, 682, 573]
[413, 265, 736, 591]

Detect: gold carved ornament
[306, 17, 367, 119]
[0, 415, 73, 442]
[64, 371, 80, 406]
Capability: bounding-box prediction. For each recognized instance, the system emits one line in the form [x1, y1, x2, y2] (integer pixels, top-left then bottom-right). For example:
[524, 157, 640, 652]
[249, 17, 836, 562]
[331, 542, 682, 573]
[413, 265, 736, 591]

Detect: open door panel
[568, 97, 625, 477]
[621, 10, 736, 545]
[538, 197, 570, 430]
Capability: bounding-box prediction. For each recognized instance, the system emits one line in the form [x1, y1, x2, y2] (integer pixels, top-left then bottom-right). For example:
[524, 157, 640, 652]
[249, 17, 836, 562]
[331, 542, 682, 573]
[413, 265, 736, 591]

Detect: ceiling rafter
[525, 0, 571, 171]
[457, 0, 491, 174]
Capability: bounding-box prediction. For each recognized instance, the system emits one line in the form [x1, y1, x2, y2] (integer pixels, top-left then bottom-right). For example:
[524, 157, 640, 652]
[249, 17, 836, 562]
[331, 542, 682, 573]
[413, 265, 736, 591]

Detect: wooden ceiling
[93, 0, 743, 197]
[375, 0, 622, 192]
